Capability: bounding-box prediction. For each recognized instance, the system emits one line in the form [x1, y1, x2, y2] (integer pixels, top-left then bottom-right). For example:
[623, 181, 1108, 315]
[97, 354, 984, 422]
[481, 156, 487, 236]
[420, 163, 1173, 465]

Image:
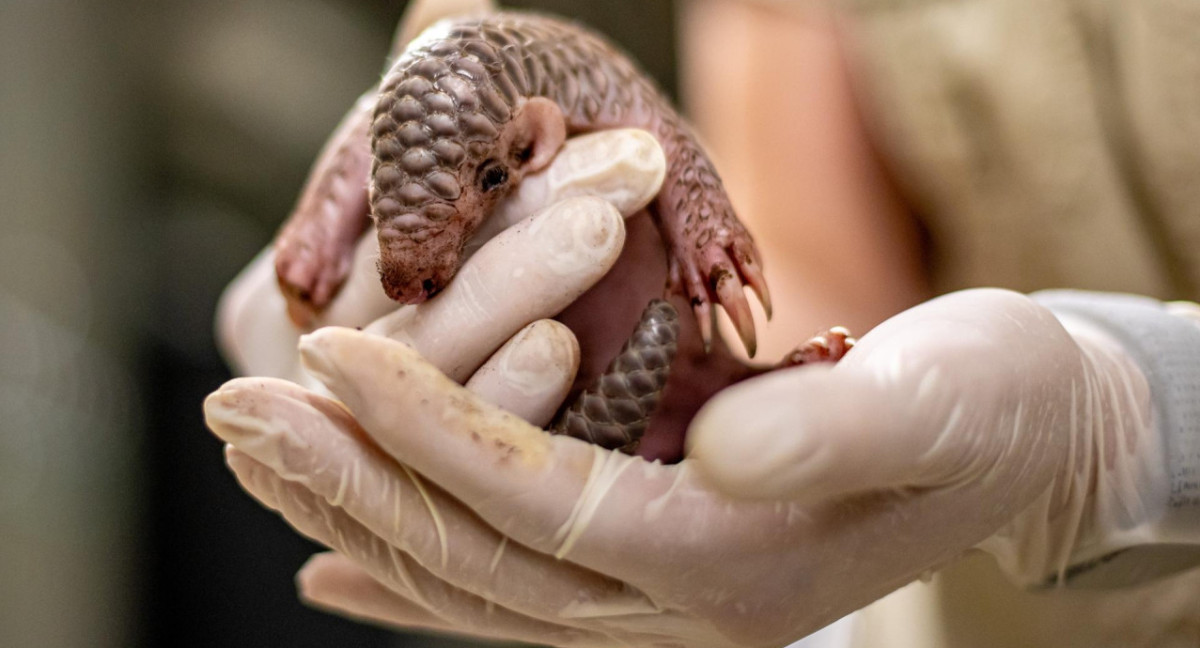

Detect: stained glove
[205, 285, 1199, 647]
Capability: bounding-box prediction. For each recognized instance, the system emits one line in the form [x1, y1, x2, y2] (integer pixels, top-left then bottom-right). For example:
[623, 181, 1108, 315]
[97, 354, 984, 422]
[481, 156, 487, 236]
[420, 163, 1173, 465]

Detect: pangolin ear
[511, 97, 566, 173]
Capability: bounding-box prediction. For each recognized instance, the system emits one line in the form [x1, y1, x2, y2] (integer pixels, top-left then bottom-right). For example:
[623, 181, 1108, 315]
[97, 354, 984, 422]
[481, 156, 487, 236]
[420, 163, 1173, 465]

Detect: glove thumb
[686, 289, 1077, 503]
[686, 364, 941, 501]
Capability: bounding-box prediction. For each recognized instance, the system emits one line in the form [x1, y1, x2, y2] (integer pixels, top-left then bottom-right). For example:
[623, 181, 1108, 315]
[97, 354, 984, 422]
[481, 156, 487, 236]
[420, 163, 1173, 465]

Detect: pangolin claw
[779, 326, 856, 367]
[675, 240, 763, 357]
[694, 300, 714, 355]
[714, 269, 757, 358]
[736, 242, 772, 320]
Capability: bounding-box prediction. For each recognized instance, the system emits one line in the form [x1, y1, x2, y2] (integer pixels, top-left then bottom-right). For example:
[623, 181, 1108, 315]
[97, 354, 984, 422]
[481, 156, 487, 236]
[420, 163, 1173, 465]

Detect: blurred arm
[678, 0, 930, 359]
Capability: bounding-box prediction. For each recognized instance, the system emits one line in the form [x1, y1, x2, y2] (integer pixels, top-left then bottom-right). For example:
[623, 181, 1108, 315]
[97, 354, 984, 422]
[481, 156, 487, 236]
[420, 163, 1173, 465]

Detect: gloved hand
[205, 287, 1174, 647]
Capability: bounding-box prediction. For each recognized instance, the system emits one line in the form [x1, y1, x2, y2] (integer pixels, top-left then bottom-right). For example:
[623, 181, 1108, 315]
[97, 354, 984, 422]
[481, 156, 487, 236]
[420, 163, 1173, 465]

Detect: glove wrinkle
[553, 445, 640, 560]
[400, 465, 449, 571]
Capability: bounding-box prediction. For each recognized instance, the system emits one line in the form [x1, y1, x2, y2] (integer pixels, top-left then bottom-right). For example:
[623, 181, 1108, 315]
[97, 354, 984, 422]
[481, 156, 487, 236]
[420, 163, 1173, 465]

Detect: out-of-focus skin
[679, 0, 930, 359]
[681, 7, 1200, 648]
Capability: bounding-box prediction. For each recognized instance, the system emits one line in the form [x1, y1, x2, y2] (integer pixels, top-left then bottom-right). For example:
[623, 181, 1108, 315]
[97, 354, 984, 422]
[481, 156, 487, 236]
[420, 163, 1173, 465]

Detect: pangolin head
[368, 44, 564, 305]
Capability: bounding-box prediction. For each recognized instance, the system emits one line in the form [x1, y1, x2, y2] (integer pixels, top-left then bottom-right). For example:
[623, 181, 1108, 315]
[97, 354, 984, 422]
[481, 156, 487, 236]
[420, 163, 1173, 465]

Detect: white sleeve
[785, 614, 857, 648]
[1033, 290, 1200, 587]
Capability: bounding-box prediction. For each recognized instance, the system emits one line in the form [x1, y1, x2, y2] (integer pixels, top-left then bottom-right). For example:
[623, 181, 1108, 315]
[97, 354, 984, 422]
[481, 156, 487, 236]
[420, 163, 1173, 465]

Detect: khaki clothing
[843, 0, 1200, 303]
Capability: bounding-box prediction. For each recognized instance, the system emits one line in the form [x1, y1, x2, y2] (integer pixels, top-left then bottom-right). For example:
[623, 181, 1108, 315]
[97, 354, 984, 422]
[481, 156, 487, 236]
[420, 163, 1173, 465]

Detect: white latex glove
[204, 288, 1184, 647]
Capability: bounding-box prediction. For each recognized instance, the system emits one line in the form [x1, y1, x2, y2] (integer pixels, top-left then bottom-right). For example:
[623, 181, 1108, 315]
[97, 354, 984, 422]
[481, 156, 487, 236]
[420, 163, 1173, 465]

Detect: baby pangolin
[272, 12, 848, 451]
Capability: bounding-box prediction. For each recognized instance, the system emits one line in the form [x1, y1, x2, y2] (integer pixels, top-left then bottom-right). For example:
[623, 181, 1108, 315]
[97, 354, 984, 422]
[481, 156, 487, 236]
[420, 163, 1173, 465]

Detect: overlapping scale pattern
[551, 300, 679, 452]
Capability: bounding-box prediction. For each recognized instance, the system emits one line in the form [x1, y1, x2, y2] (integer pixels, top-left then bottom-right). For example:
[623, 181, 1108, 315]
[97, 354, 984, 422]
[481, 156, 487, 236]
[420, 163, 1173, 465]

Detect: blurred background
[0, 1, 675, 646]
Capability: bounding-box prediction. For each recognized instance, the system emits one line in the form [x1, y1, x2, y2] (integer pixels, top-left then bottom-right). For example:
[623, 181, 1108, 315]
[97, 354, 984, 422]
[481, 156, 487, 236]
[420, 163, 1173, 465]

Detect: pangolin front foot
[778, 326, 856, 367]
[273, 91, 375, 328]
[670, 230, 771, 358]
[274, 231, 357, 327]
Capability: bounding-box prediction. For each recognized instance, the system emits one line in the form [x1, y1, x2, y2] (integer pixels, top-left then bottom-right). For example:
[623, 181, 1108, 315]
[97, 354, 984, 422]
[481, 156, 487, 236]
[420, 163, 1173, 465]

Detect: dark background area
[0, 1, 675, 646]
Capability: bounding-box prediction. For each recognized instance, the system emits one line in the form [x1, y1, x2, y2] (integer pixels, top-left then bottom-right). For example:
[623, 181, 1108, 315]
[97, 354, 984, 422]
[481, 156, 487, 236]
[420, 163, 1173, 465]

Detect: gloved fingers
[687, 365, 924, 502]
[296, 553, 460, 635]
[360, 129, 662, 380]
[215, 248, 296, 378]
[205, 379, 656, 626]
[295, 326, 724, 583]
[364, 196, 625, 382]
[469, 128, 667, 256]
[215, 232, 392, 383]
[224, 449, 611, 648]
[688, 288, 1078, 503]
[299, 554, 695, 648]
[464, 319, 580, 428]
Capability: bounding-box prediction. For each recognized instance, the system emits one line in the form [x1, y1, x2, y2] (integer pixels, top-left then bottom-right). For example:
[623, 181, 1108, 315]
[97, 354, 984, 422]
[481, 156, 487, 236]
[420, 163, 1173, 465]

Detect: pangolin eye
[479, 161, 509, 192]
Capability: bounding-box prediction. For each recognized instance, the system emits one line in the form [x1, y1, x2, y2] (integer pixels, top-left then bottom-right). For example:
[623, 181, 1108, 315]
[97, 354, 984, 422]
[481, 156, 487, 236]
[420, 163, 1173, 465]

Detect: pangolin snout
[370, 47, 562, 307]
[377, 231, 462, 305]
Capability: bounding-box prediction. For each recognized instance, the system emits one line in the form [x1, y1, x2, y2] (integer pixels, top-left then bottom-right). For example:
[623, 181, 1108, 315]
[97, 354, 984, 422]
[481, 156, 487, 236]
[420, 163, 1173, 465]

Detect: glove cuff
[1032, 290, 1200, 587]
